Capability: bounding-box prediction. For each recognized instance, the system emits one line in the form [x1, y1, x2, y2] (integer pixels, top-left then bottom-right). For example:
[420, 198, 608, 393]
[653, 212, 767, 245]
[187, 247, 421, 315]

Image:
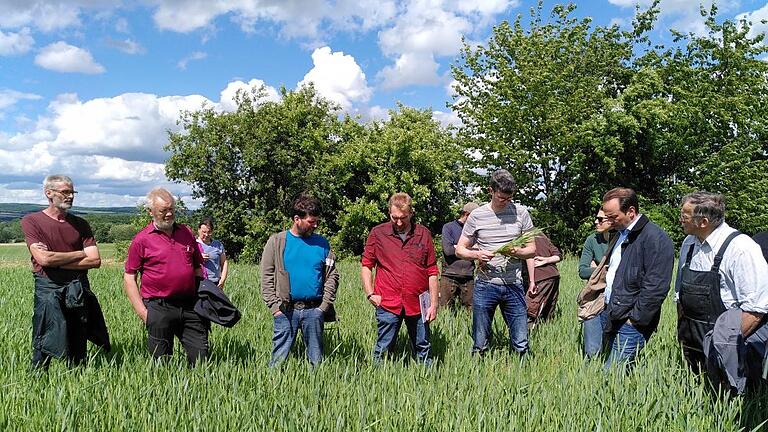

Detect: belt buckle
[294, 301, 306, 310]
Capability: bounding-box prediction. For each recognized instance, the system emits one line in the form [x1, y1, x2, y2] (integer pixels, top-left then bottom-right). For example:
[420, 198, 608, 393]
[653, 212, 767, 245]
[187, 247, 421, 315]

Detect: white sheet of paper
[419, 291, 430, 322]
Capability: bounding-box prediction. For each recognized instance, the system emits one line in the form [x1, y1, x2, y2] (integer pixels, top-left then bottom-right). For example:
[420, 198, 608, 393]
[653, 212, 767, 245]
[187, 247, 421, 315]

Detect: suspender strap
[712, 231, 742, 272]
[684, 230, 742, 269]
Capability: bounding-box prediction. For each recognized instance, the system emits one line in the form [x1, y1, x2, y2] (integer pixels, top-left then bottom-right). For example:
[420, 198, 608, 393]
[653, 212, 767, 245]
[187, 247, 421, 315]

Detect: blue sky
[1, 0, 766, 208]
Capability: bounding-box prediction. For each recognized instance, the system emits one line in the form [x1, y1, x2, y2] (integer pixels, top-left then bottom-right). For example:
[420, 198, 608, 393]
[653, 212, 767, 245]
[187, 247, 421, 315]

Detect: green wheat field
[0, 243, 766, 431]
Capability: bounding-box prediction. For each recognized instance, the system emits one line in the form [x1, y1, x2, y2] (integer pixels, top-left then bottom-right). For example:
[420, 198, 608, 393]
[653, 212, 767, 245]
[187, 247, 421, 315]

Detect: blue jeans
[373, 307, 432, 365]
[582, 313, 604, 359]
[472, 279, 528, 355]
[270, 307, 324, 367]
[600, 311, 647, 369]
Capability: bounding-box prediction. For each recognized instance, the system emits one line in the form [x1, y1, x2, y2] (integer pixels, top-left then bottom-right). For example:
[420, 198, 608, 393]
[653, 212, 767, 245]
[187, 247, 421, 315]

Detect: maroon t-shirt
[361, 222, 439, 316]
[21, 211, 96, 283]
[125, 222, 203, 299]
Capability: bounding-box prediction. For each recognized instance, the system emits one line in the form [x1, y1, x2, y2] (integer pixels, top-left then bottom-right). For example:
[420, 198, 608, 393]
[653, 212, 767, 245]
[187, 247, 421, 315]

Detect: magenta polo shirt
[125, 222, 203, 299]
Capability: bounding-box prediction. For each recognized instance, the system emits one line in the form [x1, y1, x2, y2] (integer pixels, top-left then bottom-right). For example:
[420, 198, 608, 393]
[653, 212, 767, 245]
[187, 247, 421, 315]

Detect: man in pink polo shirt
[361, 192, 439, 365]
[123, 187, 208, 366]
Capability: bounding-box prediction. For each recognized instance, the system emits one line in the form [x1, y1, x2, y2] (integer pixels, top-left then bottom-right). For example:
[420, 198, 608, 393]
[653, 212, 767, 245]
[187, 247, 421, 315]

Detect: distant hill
[0, 203, 137, 221]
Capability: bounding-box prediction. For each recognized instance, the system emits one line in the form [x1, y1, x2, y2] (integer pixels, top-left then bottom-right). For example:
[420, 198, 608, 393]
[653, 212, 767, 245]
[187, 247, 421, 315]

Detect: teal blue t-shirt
[284, 231, 330, 301]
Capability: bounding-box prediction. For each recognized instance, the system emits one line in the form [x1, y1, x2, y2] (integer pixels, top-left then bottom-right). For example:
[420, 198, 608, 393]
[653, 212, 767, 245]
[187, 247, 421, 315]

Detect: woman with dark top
[579, 209, 612, 358]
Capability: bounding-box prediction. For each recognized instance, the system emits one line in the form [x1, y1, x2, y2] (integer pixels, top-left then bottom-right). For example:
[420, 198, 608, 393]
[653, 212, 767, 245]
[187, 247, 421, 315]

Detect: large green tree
[318, 105, 468, 255]
[165, 85, 345, 261]
[452, 2, 768, 251]
[166, 88, 466, 260]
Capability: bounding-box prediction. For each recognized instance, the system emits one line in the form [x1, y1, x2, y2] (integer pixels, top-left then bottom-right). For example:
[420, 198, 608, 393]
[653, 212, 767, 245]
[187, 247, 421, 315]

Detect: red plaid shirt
[361, 222, 438, 316]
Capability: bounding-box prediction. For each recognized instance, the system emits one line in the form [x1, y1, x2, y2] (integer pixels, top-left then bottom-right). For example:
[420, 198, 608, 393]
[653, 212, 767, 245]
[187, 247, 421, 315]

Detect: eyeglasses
[595, 216, 607, 223]
[49, 189, 78, 196]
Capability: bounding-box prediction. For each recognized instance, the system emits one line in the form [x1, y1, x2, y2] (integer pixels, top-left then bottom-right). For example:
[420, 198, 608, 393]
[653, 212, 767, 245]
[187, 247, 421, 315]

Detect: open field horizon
[1, 245, 767, 431]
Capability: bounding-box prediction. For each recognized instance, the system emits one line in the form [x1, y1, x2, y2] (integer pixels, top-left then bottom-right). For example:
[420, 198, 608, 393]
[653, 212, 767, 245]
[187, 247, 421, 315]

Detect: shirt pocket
[407, 243, 428, 265]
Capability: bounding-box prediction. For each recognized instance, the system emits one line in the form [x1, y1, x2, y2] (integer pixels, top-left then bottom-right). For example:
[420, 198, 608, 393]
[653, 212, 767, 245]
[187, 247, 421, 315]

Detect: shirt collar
[624, 213, 642, 233]
[696, 221, 731, 249]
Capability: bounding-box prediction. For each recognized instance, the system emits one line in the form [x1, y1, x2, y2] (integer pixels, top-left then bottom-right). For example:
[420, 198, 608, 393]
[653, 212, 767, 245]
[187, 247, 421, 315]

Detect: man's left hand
[425, 304, 438, 323]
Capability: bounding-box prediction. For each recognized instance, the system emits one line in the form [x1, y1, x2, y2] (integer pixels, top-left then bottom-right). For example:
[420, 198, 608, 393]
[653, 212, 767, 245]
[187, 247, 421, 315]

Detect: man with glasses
[600, 187, 674, 369]
[21, 174, 109, 369]
[123, 187, 208, 367]
[362, 192, 439, 365]
[676, 191, 768, 394]
[261, 194, 339, 367]
[456, 169, 537, 356]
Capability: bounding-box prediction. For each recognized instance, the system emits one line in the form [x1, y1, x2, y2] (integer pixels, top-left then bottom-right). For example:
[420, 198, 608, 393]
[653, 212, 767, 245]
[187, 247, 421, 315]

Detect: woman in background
[197, 218, 229, 289]
[578, 209, 612, 358]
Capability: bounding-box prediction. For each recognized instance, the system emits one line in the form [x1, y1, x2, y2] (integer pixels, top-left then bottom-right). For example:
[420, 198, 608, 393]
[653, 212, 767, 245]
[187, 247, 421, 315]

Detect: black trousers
[144, 297, 209, 367]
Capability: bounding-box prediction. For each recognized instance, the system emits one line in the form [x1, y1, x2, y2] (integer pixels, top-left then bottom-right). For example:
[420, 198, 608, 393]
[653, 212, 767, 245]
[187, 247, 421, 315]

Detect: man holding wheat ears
[456, 169, 537, 356]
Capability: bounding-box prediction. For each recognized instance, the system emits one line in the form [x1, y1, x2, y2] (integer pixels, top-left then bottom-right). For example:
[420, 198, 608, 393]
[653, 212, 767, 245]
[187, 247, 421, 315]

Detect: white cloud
[114, 16, 130, 33]
[298, 46, 372, 108]
[177, 51, 207, 70]
[378, 52, 441, 89]
[608, 0, 740, 34]
[454, 0, 517, 16]
[360, 105, 391, 122]
[376, 0, 515, 90]
[379, 5, 471, 57]
[34, 41, 105, 74]
[46, 92, 209, 161]
[332, 0, 398, 31]
[0, 28, 34, 56]
[0, 1, 83, 32]
[432, 109, 462, 128]
[737, 3, 768, 41]
[105, 37, 145, 54]
[0, 78, 282, 206]
[0, 89, 41, 112]
[219, 79, 280, 112]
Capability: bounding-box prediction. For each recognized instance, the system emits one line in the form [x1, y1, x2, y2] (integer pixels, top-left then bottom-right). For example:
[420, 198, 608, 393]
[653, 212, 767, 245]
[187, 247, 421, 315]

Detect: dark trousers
[525, 276, 560, 322]
[438, 274, 474, 308]
[144, 298, 209, 367]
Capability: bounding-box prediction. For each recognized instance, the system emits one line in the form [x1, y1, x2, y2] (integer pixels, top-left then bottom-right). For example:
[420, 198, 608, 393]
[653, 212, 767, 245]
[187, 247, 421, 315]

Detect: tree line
[0, 215, 137, 244]
[165, 1, 768, 261]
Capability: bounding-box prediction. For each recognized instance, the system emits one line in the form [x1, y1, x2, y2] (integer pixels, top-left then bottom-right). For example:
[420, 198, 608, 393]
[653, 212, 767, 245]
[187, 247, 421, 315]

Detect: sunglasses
[595, 216, 607, 223]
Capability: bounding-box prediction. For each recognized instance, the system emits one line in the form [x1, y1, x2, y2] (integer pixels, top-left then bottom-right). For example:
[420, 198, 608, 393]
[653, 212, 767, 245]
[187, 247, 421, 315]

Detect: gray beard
[155, 220, 174, 231]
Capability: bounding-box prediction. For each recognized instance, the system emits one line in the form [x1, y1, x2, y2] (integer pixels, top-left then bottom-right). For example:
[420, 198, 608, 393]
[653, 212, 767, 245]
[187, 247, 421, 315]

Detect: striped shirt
[461, 203, 534, 285]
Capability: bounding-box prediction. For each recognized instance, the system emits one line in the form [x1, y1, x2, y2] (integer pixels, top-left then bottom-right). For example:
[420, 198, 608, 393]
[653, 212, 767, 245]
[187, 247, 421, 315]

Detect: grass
[0, 245, 766, 431]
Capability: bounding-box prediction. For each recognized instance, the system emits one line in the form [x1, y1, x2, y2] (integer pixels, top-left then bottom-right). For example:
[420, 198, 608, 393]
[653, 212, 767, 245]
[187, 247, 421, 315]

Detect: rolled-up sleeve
[731, 245, 768, 313]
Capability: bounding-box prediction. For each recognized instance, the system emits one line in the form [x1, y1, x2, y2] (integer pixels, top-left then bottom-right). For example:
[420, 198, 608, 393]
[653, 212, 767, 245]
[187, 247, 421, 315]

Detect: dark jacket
[604, 214, 674, 336]
[441, 220, 475, 277]
[33, 274, 110, 358]
[194, 279, 241, 327]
